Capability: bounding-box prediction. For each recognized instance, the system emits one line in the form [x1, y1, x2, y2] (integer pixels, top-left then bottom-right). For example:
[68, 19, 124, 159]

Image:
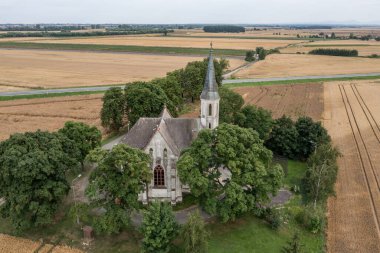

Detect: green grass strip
[303, 44, 372, 47]
[0, 41, 246, 56]
[224, 75, 380, 88]
[0, 90, 106, 101]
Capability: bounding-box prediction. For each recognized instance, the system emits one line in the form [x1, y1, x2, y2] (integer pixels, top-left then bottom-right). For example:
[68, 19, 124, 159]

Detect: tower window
[209, 123, 212, 129]
[209, 104, 212, 116]
[154, 165, 165, 187]
[149, 148, 153, 157]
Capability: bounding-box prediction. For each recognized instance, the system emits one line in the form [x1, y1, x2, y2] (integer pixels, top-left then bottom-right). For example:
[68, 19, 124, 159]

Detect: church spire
[200, 43, 220, 100]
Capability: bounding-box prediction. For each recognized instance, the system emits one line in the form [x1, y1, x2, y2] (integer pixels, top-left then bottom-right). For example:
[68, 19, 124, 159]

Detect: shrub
[245, 51, 255, 62]
[262, 207, 283, 230]
[309, 48, 358, 57]
[296, 205, 325, 234]
[203, 25, 245, 33]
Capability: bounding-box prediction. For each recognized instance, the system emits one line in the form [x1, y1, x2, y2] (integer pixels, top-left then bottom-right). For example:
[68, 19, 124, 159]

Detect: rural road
[1, 72, 380, 97]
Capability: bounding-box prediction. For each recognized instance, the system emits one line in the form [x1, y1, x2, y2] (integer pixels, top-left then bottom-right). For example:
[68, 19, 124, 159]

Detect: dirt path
[324, 81, 380, 252]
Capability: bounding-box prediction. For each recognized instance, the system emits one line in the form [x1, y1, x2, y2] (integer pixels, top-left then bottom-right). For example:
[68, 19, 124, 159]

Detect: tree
[140, 202, 178, 253]
[124, 82, 176, 125]
[177, 124, 284, 222]
[303, 143, 340, 207]
[331, 32, 336, 39]
[152, 75, 184, 111]
[181, 210, 209, 253]
[219, 87, 244, 124]
[256, 47, 267, 60]
[86, 144, 152, 234]
[265, 116, 299, 159]
[245, 51, 255, 62]
[282, 233, 304, 253]
[101, 87, 125, 131]
[0, 131, 71, 230]
[58, 121, 101, 169]
[295, 116, 330, 159]
[235, 105, 273, 140]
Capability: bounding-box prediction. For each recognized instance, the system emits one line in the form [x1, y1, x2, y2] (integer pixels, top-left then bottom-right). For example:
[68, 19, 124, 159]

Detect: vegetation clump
[203, 25, 245, 33]
[309, 48, 358, 57]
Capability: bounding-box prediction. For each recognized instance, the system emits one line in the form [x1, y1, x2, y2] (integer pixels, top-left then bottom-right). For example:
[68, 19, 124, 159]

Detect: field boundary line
[0, 112, 98, 120]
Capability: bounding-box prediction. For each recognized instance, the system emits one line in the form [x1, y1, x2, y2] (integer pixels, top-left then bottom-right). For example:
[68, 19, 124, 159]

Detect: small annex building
[118, 47, 220, 204]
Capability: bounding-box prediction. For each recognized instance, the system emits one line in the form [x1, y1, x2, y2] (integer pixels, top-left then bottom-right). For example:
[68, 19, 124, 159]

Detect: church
[118, 47, 220, 204]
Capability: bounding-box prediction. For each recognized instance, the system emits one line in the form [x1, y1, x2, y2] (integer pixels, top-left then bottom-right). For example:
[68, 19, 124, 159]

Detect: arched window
[154, 165, 165, 187]
[209, 123, 212, 129]
[149, 148, 153, 158]
[163, 148, 168, 160]
[209, 104, 212, 116]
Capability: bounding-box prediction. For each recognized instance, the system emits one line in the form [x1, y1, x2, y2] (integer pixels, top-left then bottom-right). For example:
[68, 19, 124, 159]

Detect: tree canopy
[235, 105, 273, 140]
[58, 121, 101, 168]
[219, 87, 244, 124]
[125, 82, 176, 125]
[0, 131, 72, 230]
[101, 87, 125, 131]
[177, 123, 284, 222]
[86, 144, 152, 234]
[140, 202, 178, 253]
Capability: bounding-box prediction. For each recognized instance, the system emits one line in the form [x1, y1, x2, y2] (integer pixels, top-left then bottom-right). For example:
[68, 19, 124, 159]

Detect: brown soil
[324, 80, 380, 252]
[233, 83, 324, 121]
[0, 94, 104, 141]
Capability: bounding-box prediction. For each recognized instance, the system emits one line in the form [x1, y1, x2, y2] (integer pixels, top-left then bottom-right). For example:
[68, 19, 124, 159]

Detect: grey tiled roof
[120, 116, 200, 156]
[200, 48, 220, 100]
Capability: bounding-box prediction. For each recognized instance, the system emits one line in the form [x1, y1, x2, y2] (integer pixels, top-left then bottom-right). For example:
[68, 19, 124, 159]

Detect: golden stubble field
[234, 54, 380, 79]
[0, 94, 103, 141]
[0, 49, 245, 91]
[324, 79, 380, 252]
[7, 35, 301, 50]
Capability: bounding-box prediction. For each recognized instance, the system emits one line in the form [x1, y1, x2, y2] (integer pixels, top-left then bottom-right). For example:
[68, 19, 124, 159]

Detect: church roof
[120, 106, 200, 155]
[200, 45, 220, 100]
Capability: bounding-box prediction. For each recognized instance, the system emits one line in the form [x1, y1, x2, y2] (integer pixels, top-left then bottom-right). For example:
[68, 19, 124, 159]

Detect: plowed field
[0, 94, 103, 141]
[233, 83, 324, 120]
[324, 80, 380, 252]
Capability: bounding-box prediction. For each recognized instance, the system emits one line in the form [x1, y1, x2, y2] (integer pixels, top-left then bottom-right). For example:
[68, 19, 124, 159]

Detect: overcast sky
[1, 0, 379, 24]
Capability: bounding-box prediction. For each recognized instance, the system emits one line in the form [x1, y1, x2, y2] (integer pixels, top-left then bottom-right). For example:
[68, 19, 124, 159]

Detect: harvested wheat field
[234, 54, 380, 79]
[233, 83, 323, 121]
[0, 94, 103, 141]
[0, 49, 244, 91]
[281, 45, 380, 56]
[22, 36, 300, 50]
[324, 79, 380, 252]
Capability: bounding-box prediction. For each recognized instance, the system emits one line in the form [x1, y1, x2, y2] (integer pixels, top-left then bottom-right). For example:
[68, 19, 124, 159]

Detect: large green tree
[151, 75, 184, 111]
[181, 210, 209, 253]
[140, 202, 178, 253]
[177, 123, 284, 222]
[124, 82, 176, 125]
[303, 143, 340, 207]
[265, 116, 299, 159]
[0, 131, 72, 230]
[58, 121, 101, 169]
[101, 87, 125, 131]
[235, 105, 273, 140]
[86, 144, 152, 234]
[219, 87, 244, 124]
[295, 116, 330, 159]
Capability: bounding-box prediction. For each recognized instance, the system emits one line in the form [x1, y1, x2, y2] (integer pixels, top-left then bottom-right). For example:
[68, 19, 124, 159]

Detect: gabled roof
[158, 104, 173, 119]
[120, 107, 201, 155]
[200, 45, 220, 100]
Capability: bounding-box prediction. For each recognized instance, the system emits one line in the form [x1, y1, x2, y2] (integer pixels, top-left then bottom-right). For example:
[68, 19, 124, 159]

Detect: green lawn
[284, 160, 307, 187]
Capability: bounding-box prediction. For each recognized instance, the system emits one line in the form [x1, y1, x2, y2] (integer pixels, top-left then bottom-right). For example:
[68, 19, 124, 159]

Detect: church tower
[200, 44, 220, 129]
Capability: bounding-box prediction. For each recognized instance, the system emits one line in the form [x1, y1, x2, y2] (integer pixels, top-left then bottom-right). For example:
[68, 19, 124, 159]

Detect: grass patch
[0, 90, 106, 101]
[224, 75, 380, 88]
[173, 193, 198, 211]
[0, 41, 246, 56]
[304, 44, 372, 47]
[284, 160, 307, 188]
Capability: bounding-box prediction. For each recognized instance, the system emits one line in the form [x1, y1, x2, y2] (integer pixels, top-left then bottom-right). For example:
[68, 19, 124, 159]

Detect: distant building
[118, 47, 220, 204]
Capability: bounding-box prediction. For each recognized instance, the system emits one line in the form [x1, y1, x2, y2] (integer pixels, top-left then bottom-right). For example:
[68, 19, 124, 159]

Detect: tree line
[203, 25, 245, 33]
[309, 48, 359, 57]
[0, 29, 172, 38]
[245, 47, 280, 61]
[101, 58, 229, 132]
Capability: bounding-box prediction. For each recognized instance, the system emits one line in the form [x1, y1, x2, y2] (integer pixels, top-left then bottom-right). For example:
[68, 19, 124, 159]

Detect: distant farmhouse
[118, 48, 220, 204]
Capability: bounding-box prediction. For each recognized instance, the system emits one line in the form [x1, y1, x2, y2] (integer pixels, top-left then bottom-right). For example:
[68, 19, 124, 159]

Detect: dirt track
[324, 81, 380, 252]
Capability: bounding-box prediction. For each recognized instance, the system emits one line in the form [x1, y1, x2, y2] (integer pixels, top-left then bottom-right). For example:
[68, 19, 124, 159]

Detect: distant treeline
[290, 25, 332, 29]
[203, 25, 245, 33]
[309, 48, 359, 57]
[0, 29, 173, 38]
[0, 25, 87, 31]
